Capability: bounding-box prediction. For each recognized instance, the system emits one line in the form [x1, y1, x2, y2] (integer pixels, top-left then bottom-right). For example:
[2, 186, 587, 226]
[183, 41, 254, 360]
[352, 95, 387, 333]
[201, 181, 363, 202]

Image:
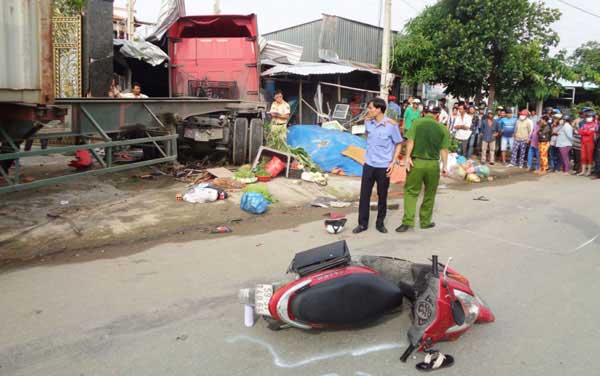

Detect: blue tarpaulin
[287, 125, 366, 176]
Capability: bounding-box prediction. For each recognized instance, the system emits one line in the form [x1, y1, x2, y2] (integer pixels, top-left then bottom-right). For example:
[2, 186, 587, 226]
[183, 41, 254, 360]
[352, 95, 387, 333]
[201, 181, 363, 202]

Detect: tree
[393, 0, 567, 106]
[568, 41, 600, 85]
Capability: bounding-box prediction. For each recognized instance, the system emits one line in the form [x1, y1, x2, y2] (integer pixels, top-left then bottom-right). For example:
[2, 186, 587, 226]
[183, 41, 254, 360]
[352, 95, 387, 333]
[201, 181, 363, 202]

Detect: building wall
[263, 20, 322, 62]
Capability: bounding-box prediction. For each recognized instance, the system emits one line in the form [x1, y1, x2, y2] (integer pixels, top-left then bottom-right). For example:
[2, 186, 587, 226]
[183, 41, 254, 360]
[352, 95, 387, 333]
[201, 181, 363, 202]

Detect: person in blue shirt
[499, 108, 517, 164]
[354, 97, 403, 234]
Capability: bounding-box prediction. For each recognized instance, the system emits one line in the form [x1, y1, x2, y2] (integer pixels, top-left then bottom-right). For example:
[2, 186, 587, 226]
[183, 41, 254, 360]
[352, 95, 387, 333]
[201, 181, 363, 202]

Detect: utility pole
[127, 0, 135, 40]
[379, 0, 392, 100]
[213, 0, 221, 15]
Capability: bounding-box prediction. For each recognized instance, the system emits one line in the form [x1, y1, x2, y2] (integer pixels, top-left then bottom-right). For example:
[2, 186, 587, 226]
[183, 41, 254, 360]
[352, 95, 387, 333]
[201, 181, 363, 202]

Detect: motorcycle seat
[290, 273, 404, 325]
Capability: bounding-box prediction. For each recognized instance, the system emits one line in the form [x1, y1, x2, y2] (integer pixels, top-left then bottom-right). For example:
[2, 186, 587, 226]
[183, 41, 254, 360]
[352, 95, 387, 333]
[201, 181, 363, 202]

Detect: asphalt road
[1, 174, 599, 376]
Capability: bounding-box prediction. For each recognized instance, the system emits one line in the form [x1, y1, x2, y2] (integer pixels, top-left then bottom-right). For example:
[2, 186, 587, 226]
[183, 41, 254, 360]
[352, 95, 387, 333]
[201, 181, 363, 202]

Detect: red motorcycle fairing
[414, 275, 495, 352]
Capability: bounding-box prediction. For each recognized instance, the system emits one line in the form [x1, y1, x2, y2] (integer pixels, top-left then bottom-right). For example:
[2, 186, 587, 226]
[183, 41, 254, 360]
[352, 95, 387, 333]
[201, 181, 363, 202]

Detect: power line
[556, 0, 600, 19]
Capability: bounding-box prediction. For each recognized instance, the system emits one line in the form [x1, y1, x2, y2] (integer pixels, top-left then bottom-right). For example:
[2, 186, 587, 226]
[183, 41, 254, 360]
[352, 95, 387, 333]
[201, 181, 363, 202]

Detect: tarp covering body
[287, 125, 367, 176]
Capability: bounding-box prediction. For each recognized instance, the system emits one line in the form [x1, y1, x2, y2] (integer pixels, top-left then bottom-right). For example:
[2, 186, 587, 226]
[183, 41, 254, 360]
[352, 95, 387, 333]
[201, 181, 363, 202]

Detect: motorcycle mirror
[451, 299, 466, 326]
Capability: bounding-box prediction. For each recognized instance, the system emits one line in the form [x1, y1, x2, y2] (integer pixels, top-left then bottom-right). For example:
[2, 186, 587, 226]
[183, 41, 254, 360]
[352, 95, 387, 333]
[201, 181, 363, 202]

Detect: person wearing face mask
[510, 110, 532, 168]
[578, 110, 598, 176]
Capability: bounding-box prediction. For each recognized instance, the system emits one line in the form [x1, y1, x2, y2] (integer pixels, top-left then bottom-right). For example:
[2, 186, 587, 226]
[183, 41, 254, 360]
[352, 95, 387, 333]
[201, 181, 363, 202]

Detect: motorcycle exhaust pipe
[400, 343, 416, 362]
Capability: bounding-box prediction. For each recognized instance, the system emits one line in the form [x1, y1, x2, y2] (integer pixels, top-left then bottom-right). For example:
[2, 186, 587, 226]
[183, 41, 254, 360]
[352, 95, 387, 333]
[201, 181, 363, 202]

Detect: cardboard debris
[342, 145, 366, 165]
[207, 167, 234, 179]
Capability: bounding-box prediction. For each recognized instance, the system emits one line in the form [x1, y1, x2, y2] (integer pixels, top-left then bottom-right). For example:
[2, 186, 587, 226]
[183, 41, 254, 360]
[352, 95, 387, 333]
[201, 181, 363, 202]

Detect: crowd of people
[389, 96, 600, 179]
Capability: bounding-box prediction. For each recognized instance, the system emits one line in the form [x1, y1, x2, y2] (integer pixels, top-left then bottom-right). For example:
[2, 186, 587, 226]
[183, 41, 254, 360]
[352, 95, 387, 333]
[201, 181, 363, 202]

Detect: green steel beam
[80, 105, 111, 141]
[0, 127, 19, 152]
[144, 103, 166, 128]
[0, 156, 177, 194]
[144, 131, 168, 158]
[0, 135, 176, 161]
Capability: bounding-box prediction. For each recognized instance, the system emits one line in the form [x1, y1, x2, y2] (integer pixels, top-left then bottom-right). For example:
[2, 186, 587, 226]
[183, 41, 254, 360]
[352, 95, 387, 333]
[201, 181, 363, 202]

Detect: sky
[128, 0, 600, 53]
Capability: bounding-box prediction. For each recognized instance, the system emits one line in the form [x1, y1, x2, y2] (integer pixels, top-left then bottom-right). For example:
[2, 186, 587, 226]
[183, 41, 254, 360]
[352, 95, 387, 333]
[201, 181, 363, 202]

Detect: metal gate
[52, 16, 82, 98]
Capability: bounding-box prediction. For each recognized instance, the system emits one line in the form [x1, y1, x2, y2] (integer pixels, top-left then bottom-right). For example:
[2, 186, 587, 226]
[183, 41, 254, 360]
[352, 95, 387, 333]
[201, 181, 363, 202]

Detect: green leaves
[393, 0, 567, 105]
[568, 41, 600, 85]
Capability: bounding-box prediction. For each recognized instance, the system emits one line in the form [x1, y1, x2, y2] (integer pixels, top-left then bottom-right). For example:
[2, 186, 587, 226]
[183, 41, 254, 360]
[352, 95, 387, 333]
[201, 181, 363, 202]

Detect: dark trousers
[572, 148, 581, 172]
[594, 141, 600, 176]
[358, 163, 390, 227]
[25, 138, 48, 151]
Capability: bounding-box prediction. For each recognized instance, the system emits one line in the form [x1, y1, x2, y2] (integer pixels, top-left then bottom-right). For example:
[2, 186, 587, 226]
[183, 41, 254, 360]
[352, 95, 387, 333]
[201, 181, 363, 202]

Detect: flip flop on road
[416, 351, 454, 372]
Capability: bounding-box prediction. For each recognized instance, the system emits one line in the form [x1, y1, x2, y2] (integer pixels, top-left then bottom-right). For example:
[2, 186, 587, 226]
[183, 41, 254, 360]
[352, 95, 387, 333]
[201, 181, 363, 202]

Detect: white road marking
[226, 335, 404, 369]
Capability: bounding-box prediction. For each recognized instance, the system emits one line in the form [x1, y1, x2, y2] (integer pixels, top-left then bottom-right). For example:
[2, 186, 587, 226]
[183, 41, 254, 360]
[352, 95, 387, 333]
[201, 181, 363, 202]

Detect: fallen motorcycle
[238, 240, 494, 362]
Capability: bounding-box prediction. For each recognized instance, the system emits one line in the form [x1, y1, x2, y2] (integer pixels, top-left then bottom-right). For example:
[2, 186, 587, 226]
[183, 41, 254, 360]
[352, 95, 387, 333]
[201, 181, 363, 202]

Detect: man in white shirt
[269, 90, 291, 140]
[120, 83, 149, 99]
[453, 104, 473, 156]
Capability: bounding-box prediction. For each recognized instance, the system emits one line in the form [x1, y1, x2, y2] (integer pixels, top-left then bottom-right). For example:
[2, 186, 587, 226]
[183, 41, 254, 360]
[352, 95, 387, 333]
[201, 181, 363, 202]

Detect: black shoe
[421, 222, 436, 229]
[376, 224, 388, 234]
[352, 225, 368, 234]
[395, 224, 411, 233]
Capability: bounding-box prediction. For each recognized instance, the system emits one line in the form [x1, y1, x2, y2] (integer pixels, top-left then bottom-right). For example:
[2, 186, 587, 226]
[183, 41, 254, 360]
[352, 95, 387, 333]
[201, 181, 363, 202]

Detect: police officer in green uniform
[396, 106, 450, 233]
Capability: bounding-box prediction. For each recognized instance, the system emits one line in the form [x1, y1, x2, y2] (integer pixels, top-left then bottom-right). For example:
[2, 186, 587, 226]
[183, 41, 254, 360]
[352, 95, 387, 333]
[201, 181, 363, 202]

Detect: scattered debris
[311, 197, 336, 208]
[302, 171, 328, 186]
[323, 212, 347, 219]
[176, 335, 188, 341]
[370, 203, 400, 211]
[330, 201, 352, 208]
[60, 200, 69, 206]
[473, 196, 490, 202]
[211, 226, 232, 234]
[47, 212, 83, 236]
[211, 177, 246, 191]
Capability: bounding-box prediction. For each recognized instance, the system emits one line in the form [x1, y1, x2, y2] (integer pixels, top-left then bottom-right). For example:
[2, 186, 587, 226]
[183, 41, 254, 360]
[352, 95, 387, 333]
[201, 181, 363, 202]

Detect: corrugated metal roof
[336, 17, 385, 65]
[262, 15, 397, 66]
[261, 60, 379, 76]
[263, 19, 322, 62]
[259, 38, 303, 65]
[261, 61, 357, 76]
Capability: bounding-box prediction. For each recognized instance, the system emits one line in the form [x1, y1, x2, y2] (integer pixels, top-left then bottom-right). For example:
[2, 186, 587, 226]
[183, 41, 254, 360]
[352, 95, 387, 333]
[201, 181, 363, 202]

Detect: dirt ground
[0, 154, 533, 270]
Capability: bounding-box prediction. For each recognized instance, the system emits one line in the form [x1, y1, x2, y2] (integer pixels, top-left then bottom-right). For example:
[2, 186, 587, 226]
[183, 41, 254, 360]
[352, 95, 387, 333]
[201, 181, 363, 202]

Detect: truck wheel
[249, 118, 264, 164]
[232, 118, 248, 165]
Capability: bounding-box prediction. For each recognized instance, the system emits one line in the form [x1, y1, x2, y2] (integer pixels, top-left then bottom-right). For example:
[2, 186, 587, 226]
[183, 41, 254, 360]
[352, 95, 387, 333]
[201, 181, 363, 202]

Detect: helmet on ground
[325, 218, 347, 234]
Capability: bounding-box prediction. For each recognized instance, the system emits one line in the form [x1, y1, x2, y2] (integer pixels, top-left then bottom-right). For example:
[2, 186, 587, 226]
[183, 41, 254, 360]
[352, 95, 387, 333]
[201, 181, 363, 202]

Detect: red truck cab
[167, 15, 260, 101]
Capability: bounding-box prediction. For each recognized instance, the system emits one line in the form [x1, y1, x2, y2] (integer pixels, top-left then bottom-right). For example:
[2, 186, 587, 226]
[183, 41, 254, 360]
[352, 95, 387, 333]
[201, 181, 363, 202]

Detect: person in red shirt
[578, 110, 597, 176]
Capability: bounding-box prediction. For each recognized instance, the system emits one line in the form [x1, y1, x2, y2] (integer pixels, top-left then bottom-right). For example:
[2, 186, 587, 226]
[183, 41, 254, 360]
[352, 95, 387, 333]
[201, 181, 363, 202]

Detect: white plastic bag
[183, 185, 219, 203]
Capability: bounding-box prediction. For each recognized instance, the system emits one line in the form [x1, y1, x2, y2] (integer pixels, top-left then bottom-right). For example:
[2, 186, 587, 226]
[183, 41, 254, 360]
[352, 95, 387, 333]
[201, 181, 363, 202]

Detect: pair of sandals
[416, 350, 455, 372]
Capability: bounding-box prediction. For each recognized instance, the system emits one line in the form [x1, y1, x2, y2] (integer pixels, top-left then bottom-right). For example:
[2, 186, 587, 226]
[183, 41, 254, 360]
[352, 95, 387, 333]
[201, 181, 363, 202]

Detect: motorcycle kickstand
[263, 317, 291, 331]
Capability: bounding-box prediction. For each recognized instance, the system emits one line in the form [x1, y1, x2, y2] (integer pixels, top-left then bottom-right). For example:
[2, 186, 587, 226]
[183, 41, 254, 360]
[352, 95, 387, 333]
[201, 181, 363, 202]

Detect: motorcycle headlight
[445, 290, 480, 334]
[454, 290, 480, 326]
